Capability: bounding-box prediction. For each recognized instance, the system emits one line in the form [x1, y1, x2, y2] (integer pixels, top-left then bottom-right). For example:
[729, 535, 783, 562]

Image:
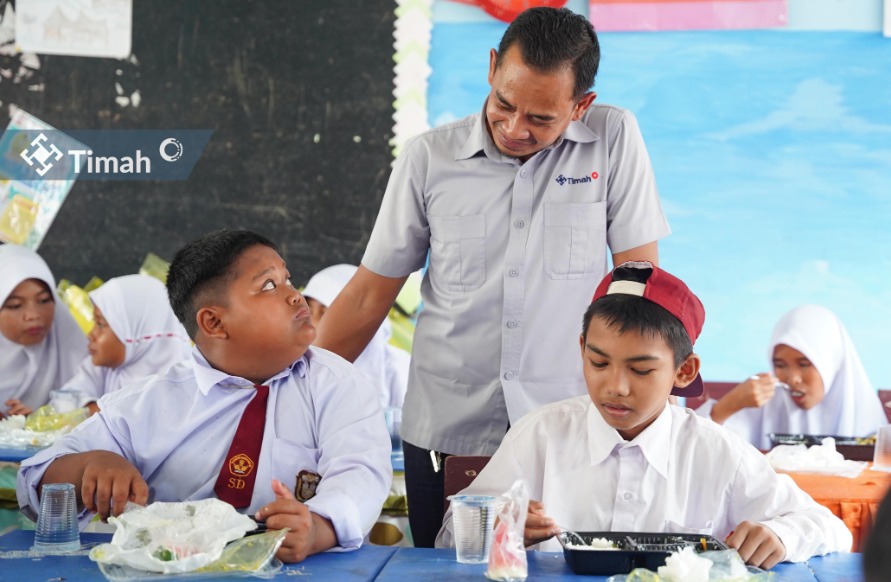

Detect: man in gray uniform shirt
[315, 7, 671, 546]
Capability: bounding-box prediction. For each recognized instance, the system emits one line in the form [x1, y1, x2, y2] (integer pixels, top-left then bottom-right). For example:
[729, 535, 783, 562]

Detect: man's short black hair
[166, 229, 278, 339]
[496, 7, 600, 100]
[582, 295, 693, 368]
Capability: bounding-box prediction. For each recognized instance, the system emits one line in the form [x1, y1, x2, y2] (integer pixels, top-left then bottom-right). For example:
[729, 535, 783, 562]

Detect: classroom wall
[3, 0, 396, 286]
[427, 1, 891, 388]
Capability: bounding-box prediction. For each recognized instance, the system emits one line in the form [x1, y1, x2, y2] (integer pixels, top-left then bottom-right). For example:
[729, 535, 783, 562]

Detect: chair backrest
[443, 455, 491, 513]
[878, 389, 891, 423]
[684, 381, 738, 411]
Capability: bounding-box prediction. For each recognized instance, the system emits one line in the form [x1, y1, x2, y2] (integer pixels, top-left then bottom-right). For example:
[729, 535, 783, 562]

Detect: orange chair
[442, 455, 491, 513]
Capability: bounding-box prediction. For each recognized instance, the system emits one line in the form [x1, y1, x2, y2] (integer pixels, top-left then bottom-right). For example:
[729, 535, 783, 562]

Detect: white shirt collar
[191, 346, 307, 395]
[587, 401, 672, 479]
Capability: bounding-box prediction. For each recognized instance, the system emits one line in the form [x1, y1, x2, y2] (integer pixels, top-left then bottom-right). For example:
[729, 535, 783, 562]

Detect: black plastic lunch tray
[559, 531, 727, 576]
[769, 432, 875, 462]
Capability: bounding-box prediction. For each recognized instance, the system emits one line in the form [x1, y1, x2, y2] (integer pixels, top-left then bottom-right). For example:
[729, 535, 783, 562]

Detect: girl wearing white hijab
[699, 304, 887, 449]
[59, 274, 192, 412]
[0, 244, 88, 416]
[303, 264, 409, 409]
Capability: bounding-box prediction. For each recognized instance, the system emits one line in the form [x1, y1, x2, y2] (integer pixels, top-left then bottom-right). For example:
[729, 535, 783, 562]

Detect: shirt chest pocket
[543, 202, 606, 279]
[270, 438, 321, 497]
[428, 214, 487, 292]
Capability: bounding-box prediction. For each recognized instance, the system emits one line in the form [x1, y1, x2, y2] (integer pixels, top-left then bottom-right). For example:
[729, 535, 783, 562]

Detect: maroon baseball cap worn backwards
[591, 261, 706, 398]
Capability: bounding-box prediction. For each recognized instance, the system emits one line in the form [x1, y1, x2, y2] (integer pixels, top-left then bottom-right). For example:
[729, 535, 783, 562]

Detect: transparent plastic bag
[24, 404, 88, 432]
[89, 499, 260, 574]
[606, 548, 772, 582]
[486, 479, 529, 582]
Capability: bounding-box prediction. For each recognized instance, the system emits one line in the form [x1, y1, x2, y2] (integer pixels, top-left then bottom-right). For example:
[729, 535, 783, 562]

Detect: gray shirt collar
[456, 98, 601, 162]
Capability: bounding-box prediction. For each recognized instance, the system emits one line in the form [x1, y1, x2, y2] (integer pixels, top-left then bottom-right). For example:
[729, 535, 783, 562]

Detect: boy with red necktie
[17, 230, 392, 563]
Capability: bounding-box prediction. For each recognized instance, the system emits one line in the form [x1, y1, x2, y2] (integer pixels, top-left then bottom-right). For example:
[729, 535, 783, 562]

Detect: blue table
[373, 548, 851, 581]
[0, 445, 43, 463]
[809, 552, 864, 582]
[0, 529, 397, 581]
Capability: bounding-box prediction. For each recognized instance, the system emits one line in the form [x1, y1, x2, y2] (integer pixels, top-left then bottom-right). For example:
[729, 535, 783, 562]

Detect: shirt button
[508, 268, 519, 277]
[506, 320, 517, 329]
[504, 372, 514, 381]
[623, 492, 633, 501]
[520, 170, 527, 178]
[514, 220, 525, 229]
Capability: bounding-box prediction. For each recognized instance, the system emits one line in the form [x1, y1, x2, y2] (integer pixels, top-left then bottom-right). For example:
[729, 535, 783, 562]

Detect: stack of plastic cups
[31, 482, 81, 554]
[451, 495, 496, 564]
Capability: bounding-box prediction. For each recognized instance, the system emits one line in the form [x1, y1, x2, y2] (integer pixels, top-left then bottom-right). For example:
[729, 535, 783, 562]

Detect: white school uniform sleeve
[726, 443, 853, 561]
[302, 362, 392, 550]
[434, 415, 544, 549]
[16, 410, 133, 527]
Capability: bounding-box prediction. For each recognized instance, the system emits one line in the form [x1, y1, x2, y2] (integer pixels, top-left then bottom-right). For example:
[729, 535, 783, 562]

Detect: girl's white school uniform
[59, 274, 192, 405]
[698, 305, 887, 449]
[0, 244, 87, 410]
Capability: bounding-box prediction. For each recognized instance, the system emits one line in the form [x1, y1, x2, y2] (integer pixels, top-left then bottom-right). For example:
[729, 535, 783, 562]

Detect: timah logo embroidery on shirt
[227, 453, 255, 478]
[555, 171, 599, 186]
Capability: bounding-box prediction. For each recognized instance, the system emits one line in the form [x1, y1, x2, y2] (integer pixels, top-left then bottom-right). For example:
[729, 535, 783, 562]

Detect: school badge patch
[295, 470, 321, 502]
[227, 453, 255, 477]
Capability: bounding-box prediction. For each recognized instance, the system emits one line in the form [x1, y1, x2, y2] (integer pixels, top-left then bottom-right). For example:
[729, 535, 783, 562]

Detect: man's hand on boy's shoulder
[255, 479, 337, 563]
[523, 500, 560, 547]
[725, 520, 786, 570]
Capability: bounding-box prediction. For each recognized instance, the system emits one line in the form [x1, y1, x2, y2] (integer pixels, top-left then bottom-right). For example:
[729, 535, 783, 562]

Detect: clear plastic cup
[451, 494, 495, 563]
[873, 425, 891, 471]
[385, 407, 403, 461]
[32, 482, 81, 553]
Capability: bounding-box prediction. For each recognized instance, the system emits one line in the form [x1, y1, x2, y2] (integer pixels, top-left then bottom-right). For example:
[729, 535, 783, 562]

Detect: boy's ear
[196, 306, 228, 340]
[674, 353, 701, 389]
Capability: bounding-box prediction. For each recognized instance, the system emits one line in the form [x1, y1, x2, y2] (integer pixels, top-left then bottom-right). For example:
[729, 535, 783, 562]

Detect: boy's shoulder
[304, 346, 356, 376]
[668, 405, 762, 463]
[99, 359, 196, 410]
[510, 395, 591, 438]
[303, 346, 372, 389]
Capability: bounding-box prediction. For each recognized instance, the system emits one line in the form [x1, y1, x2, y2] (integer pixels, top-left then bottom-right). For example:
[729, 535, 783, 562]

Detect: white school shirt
[696, 305, 887, 449]
[435, 396, 852, 562]
[18, 346, 392, 551]
[0, 243, 87, 409]
[363, 101, 671, 455]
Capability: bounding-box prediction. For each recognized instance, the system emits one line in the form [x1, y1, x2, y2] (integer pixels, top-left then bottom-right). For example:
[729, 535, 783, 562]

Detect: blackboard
[2, 0, 397, 285]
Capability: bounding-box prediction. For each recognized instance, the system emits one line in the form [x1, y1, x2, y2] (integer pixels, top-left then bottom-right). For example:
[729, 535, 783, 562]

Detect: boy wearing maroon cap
[435, 262, 851, 568]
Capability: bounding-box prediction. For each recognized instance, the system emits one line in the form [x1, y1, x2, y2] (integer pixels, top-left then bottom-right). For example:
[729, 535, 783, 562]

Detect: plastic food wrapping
[24, 404, 88, 432]
[0, 406, 86, 448]
[89, 499, 262, 575]
[485, 480, 529, 582]
[606, 549, 771, 582]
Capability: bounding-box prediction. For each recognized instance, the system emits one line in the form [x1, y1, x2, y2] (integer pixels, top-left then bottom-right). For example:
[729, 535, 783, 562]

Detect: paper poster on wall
[0, 108, 79, 249]
[15, 0, 132, 59]
[589, 0, 787, 31]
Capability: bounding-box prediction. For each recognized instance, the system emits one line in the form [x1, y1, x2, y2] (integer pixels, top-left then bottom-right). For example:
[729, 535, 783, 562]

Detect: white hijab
[0, 244, 88, 410]
[727, 304, 886, 449]
[62, 274, 192, 401]
[304, 264, 409, 409]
